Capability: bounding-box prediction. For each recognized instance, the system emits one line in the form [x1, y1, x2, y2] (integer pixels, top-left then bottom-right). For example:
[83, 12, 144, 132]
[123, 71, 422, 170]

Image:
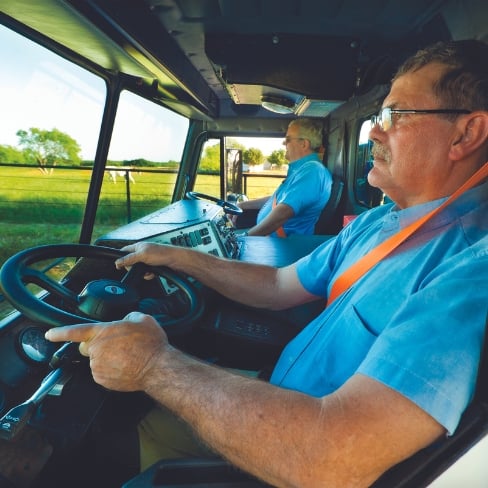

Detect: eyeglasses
[283, 136, 304, 144]
[371, 107, 471, 132]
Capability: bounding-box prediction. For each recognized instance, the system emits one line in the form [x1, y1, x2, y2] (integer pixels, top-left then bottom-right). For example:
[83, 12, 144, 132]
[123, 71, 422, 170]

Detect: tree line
[0, 127, 180, 173]
[0, 128, 287, 174]
[199, 141, 287, 173]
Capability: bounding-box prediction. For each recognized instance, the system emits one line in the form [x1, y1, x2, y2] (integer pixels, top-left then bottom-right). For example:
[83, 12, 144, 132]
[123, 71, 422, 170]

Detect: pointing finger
[45, 323, 99, 343]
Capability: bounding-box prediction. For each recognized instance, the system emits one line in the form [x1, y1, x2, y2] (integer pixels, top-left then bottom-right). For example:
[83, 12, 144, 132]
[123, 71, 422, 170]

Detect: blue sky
[0, 24, 187, 161]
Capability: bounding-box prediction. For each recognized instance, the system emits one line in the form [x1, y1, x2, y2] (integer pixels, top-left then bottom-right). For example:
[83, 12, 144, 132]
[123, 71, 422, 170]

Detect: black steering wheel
[0, 244, 203, 336]
[186, 191, 243, 215]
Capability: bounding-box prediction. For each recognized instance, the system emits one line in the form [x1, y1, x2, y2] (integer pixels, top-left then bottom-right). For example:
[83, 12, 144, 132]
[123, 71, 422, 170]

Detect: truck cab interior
[0, 1, 486, 487]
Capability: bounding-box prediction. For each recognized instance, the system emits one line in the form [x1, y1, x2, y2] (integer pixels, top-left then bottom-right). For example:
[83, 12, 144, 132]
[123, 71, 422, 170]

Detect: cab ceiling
[1, 0, 487, 119]
[131, 0, 454, 114]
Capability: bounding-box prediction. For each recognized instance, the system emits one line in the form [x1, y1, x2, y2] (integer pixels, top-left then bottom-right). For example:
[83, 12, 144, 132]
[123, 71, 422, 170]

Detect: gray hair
[288, 118, 324, 152]
[394, 40, 488, 112]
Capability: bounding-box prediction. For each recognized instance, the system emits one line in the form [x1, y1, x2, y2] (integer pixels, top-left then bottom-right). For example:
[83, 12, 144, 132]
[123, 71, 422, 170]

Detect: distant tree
[268, 149, 287, 168]
[200, 143, 220, 172]
[243, 147, 264, 167]
[16, 127, 81, 174]
[0, 144, 27, 164]
[226, 138, 245, 152]
[124, 158, 149, 167]
[164, 160, 180, 169]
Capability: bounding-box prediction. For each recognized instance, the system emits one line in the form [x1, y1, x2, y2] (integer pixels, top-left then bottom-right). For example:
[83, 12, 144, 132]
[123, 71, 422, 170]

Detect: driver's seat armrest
[122, 457, 270, 487]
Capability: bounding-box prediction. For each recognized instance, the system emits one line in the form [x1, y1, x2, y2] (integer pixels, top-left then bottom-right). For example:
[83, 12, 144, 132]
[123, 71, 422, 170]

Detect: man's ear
[302, 138, 312, 151]
[449, 112, 488, 160]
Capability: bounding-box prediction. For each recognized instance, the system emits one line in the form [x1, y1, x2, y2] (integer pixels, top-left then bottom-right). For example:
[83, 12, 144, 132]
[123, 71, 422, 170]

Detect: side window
[94, 90, 189, 235]
[194, 136, 286, 201]
[193, 138, 222, 196]
[355, 120, 384, 207]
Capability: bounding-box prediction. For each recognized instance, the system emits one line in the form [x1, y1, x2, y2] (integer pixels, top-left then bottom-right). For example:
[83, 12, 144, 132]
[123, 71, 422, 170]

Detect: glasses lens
[372, 108, 392, 131]
[284, 136, 302, 144]
[381, 107, 392, 131]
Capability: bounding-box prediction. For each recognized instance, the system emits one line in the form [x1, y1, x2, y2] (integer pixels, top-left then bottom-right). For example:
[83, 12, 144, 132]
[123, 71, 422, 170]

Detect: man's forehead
[384, 63, 445, 107]
[286, 126, 300, 135]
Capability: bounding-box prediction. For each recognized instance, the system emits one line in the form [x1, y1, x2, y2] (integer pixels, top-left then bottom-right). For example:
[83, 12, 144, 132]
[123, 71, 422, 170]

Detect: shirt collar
[287, 152, 320, 176]
[386, 179, 488, 231]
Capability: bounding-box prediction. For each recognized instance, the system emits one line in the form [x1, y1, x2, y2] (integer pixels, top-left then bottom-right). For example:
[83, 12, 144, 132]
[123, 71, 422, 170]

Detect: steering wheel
[186, 191, 243, 215]
[0, 244, 204, 337]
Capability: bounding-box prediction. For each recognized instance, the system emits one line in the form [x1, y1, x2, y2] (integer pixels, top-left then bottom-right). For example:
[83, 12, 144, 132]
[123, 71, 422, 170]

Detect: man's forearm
[116, 243, 309, 310]
[164, 247, 283, 309]
[144, 348, 444, 488]
[144, 348, 331, 487]
[248, 203, 294, 236]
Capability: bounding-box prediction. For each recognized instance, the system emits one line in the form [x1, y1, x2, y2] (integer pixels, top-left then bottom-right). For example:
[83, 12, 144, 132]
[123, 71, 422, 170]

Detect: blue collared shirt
[270, 180, 488, 434]
[256, 154, 332, 236]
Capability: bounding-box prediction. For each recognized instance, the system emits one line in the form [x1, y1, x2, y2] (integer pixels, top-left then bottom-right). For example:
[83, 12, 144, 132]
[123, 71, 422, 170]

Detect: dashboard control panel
[96, 199, 241, 259]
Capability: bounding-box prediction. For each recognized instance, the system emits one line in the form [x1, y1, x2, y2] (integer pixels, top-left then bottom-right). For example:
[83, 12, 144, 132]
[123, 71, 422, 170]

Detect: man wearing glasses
[47, 40, 488, 487]
[235, 117, 332, 237]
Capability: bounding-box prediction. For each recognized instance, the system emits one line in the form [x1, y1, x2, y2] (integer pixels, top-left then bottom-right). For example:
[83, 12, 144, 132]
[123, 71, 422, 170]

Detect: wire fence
[0, 162, 285, 226]
[0, 163, 177, 225]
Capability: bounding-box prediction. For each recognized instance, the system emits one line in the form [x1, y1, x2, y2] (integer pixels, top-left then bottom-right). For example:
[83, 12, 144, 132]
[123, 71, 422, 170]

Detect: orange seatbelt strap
[327, 162, 488, 307]
[272, 195, 287, 238]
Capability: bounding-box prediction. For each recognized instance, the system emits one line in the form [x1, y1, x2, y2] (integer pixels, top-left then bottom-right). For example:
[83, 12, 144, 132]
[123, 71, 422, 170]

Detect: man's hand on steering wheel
[0, 244, 204, 336]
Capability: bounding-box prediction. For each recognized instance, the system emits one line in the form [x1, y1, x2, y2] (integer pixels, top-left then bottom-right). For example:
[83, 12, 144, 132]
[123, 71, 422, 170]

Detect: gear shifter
[0, 341, 83, 441]
[48, 341, 84, 369]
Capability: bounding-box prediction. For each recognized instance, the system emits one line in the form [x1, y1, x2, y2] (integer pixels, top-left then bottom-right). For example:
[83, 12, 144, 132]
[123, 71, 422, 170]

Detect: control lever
[48, 341, 84, 369]
[0, 341, 83, 441]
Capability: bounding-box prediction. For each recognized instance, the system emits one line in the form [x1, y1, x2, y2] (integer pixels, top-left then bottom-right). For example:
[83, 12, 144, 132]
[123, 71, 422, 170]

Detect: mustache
[371, 143, 391, 162]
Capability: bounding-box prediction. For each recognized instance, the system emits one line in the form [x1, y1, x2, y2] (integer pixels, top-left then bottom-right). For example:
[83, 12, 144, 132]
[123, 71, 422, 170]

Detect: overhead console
[95, 199, 241, 259]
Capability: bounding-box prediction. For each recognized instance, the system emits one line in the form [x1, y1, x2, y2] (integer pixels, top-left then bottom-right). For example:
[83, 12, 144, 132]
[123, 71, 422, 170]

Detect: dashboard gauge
[18, 326, 58, 363]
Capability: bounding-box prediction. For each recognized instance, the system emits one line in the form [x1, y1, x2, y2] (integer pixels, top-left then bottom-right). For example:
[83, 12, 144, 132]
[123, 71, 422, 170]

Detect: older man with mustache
[46, 40, 488, 487]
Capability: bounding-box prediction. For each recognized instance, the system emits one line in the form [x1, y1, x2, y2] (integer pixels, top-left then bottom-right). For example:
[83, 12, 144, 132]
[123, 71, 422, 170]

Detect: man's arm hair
[144, 349, 445, 487]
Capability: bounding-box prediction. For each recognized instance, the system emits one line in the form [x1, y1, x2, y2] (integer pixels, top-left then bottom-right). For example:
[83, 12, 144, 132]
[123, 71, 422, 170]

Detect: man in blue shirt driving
[46, 40, 488, 487]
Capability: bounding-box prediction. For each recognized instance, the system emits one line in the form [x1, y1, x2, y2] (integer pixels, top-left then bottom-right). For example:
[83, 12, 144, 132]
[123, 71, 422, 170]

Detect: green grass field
[0, 165, 284, 268]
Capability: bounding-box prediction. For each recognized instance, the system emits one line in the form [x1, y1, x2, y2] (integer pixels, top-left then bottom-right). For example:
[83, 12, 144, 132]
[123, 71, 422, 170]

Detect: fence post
[124, 169, 132, 222]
